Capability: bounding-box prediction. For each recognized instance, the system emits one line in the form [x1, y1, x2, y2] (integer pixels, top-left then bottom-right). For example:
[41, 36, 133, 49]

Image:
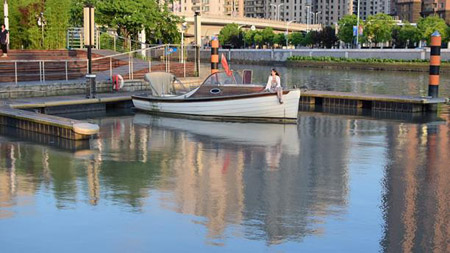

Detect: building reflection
[0, 111, 448, 248]
[381, 112, 449, 252]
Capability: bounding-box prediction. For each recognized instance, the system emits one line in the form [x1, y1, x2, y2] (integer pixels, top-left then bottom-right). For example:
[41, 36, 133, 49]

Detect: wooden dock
[301, 90, 448, 112]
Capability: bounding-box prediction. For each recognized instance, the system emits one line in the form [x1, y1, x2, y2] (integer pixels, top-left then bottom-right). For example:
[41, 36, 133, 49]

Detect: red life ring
[112, 74, 124, 91]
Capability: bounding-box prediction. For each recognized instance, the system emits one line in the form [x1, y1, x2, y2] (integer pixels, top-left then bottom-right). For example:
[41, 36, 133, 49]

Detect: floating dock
[300, 90, 447, 112]
[0, 106, 99, 140]
[0, 90, 447, 141]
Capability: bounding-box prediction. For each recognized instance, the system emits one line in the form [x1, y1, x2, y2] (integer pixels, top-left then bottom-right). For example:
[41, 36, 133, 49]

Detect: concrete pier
[300, 90, 448, 113]
[0, 107, 98, 140]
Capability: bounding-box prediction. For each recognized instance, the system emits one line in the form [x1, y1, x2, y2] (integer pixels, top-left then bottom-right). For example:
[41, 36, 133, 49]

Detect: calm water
[0, 67, 449, 252]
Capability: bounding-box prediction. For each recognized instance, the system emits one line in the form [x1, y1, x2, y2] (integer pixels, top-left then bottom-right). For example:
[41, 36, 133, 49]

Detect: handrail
[0, 59, 88, 63]
[92, 44, 183, 61]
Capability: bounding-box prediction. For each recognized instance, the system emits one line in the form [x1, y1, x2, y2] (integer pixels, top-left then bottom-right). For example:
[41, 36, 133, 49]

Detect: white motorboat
[132, 72, 301, 123]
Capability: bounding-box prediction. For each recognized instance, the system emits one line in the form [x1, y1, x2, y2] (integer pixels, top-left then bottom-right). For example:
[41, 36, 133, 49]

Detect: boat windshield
[201, 72, 244, 86]
[144, 72, 190, 97]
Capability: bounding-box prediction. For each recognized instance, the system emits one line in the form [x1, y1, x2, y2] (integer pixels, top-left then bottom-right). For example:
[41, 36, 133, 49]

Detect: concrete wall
[0, 80, 148, 99]
[191, 48, 450, 62]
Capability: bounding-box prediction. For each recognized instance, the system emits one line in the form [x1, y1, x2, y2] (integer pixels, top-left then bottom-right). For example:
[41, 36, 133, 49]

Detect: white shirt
[265, 75, 281, 90]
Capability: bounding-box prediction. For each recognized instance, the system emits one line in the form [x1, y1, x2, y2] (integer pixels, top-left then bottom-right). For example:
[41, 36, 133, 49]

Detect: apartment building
[171, 0, 245, 17]
[353, 0, 391, 20]
[395, 0, 422, 22]
[243, 0, 353, 26]
[421, 0, 450, 23]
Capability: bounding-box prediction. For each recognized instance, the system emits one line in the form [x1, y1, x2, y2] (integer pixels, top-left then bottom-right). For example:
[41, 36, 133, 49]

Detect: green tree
[243, 30, 256, 47]
[289, 32, 303, 47]
[337, 14, 358, 44]
[261, 27, 274, 46]
[253, 32, 263, 47]
[417, 15, 448, 44]
[319, 26, 338, 48]
[273, 33, 285, 47]
[363, 13, 395, 47]
[44, 0, 71, 49]
[218, 23, 242, 48]
[398, 23, 421, 47]
[97, 0, 180, 44]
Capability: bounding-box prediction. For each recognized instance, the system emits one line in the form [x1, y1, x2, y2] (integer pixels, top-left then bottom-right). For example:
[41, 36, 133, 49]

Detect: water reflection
[0, 112, 448, 251]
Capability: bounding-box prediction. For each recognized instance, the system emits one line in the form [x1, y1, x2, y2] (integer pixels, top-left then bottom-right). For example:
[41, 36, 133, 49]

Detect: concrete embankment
[189, 48, 450, 72]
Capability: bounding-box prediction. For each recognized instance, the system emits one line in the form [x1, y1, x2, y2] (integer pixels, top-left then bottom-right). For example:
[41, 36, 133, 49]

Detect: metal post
[14, 61, 17, 84]
[39, 61, 42, 82]
[65, 61, 68, 81]
[42, 61, 45, 82]
[114, 35, 116, 52]
[428, 31, 441, 100]
[356, 0, 360, 48]
[110, 57, 112, 80]
[211, 37, 219, 74]
[194, 11, 201, 77]
[128, 52, 132, 80]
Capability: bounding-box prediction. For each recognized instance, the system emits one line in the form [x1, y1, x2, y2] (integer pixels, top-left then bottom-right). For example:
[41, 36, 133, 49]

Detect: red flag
[221, 53, 232, 76]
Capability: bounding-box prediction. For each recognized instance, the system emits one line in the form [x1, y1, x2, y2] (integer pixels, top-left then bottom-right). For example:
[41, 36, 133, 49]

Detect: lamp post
[37, 12, 45, 48]
[356, 0, 360, 48]
[286, 20, 294, 47]
[315, 11, 321, 25]
[306, 5, 310, 32]
[180, 22, 187, 63]
[3, 0, 9, 30]
[270, 3, 284, 21]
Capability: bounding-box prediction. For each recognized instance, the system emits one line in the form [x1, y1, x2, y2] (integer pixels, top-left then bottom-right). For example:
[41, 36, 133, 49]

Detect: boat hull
[132, 89, 301, 123]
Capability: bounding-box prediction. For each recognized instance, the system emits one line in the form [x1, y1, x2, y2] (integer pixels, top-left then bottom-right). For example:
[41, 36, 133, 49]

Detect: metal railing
[0, 59, 88, 84]
[0, 45, 197, 85]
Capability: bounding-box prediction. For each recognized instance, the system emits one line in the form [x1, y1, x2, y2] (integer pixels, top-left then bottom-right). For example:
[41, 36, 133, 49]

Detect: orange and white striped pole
[428, 31, 441, 98]
[211, 37, 219, 74]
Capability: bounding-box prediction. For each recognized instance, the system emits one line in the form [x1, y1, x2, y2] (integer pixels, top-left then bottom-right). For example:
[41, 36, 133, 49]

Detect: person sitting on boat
[264, 68, 283, 104]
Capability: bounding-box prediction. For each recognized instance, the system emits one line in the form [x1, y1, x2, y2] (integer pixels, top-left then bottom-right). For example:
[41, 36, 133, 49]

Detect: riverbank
[285, 60, 450, 73]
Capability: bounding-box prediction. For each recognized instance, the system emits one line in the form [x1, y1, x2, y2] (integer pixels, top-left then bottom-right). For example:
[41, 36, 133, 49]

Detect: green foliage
[363, 13, 395, 45]
[261, 27, 275, 46]
[218, 23, 242, 48]
[337, 15, 358, 44]
[273, 33, 285, 46]
[417, 15, 448, 43]
[398, 23, 421, 47]
[302, 31, 319, 47]
[289, 32, 303, 46]
[320, 26, 338, 48]
[287, 55, 435, 64]
[243, 30, 256, 47]
[253, 33, 263, 46]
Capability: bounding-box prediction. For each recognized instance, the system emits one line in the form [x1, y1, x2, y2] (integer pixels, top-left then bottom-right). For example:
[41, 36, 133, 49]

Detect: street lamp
[356, 0, 360, 48]
[286, 20, 295, 48]
[306, 5, 310, 32]
[37, 12, 46, 48]
[180, 22, 187, 63]
[270, 3, 284, 21]
[314, 11, 321, 25]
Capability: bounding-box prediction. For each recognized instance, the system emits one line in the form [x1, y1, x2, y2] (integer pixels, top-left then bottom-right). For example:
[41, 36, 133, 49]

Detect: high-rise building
[170, 0, 245, 17]
[353, 0, 391, 21]
[243, 0, 353, 26]
[395, 0, 422, 22]
[421, 0, 450, 23]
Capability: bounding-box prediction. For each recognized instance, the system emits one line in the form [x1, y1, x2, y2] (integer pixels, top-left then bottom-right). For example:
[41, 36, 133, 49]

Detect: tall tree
[319, 26, 338, 48]
[289, 32, 303, 47]
[218, 23, 242, 48]
[261, 27, 274, 46]
[363, 13, 395, 47]
[417, 15, 448, 44]
[337, 14, 358, 44]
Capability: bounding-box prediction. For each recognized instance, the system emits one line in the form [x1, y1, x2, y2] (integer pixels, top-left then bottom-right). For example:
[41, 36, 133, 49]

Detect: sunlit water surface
[0, 67, 449, 252]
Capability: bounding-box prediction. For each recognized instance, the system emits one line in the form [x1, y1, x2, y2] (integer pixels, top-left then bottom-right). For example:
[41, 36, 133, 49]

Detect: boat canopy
[144, 72, 190, 97]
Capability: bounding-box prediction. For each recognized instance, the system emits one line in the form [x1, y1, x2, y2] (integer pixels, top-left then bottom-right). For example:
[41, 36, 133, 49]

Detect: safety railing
[0, 59, 89, 84]
[0, 44, 198, 85]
